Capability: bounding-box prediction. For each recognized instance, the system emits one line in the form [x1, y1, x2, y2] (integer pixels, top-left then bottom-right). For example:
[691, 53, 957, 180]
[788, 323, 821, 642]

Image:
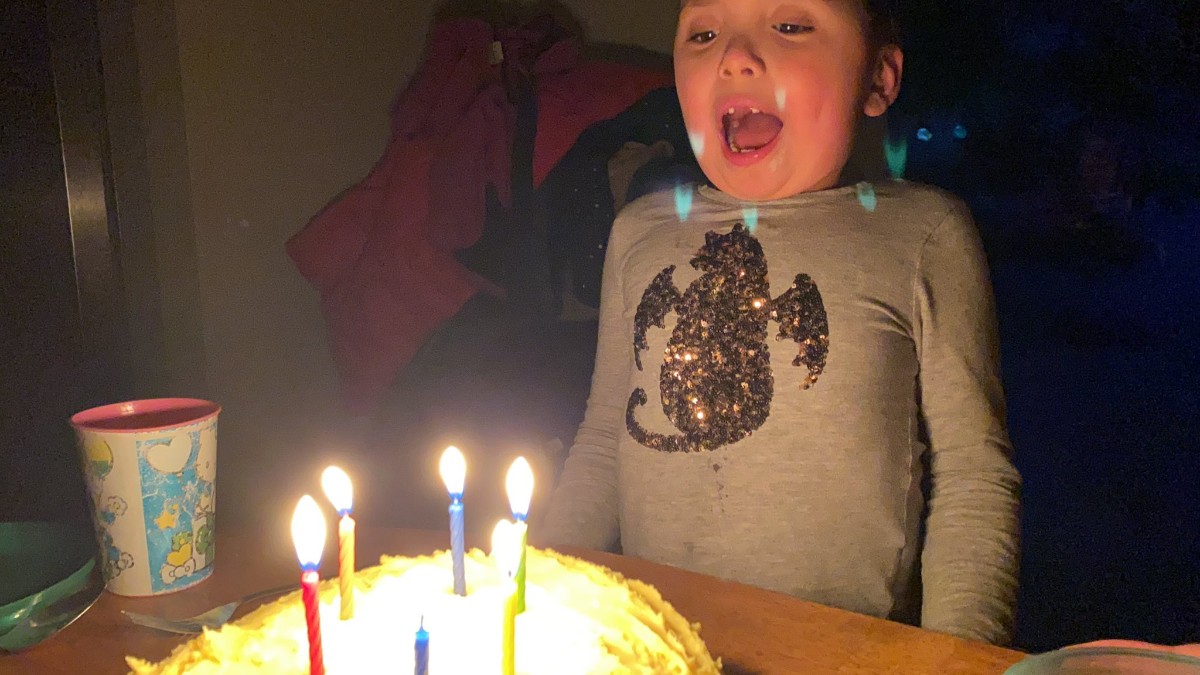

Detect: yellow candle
[336, 514, 355, 619]
[512, 520, 528, 614]
[321, 466, 356, 620]
[505, 457, 533, 614]
[502, 578, 516, 675]
[492, 520, 520, 675]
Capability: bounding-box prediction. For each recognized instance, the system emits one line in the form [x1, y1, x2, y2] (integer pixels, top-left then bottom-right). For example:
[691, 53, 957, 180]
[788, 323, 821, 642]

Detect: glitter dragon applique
[627, 222, 829, 453]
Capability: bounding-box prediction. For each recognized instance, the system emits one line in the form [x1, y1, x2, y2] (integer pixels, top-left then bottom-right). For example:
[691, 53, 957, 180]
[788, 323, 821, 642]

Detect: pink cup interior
[71, 398, 220, 432]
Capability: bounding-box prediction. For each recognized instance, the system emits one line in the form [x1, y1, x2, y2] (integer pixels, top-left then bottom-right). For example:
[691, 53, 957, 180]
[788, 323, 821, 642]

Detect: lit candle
[439, 446, 467, 596]
[505, 456, 533, 614]
[321, 466, 355, 620]
[291, 495, 327, 675]
[492, 520, 520, 675]
[414, 615, 429, 675]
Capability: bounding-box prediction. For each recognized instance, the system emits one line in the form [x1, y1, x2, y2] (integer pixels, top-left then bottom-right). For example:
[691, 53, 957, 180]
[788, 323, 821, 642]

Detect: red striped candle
[301, 570, 325, 675]
[292, 496, 327, 675]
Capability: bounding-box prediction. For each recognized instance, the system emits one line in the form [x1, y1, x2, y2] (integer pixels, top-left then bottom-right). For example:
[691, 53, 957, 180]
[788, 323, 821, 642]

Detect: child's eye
[688, 30, 718, 44]
[773, 23, 813, 35]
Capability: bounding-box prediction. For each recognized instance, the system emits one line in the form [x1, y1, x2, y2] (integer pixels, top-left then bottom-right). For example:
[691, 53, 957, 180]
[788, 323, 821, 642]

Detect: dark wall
[1, 0, 128, 525]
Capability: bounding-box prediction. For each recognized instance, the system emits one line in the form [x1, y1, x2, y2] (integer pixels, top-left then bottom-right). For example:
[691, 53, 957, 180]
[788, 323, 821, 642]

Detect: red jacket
[287, 17, 669, 414]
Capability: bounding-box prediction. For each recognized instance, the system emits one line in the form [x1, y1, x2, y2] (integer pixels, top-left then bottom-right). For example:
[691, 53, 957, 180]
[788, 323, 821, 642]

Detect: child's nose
[720, 38, 765, 79]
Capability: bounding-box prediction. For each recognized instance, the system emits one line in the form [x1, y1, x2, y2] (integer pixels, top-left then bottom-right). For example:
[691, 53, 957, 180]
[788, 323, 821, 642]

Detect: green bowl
[0, 521, 98, 650]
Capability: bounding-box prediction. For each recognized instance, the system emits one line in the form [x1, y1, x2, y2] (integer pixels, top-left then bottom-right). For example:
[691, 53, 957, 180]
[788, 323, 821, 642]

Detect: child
[541, 0, 1020, 646]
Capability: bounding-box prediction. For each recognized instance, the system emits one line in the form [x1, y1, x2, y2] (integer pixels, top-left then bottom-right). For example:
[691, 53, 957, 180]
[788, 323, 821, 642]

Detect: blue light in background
[885, 136, 908, 179]
[674, 183, 694, 221]
[856, 182, 877, 212]
[917, 127, 933, 142]
[742, 205, 759, 234]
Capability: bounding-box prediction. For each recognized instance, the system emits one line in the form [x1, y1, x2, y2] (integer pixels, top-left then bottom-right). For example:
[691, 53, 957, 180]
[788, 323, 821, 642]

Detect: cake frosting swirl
[127, 547, 722, 674]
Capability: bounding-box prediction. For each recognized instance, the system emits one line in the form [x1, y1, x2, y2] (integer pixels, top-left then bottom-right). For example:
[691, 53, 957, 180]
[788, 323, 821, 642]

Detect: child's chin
[713, 177, 783, 201]
[713, 156, 842, 200]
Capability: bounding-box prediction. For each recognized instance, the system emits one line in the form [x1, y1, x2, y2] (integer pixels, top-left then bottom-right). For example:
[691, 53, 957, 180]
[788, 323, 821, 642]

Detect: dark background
[887, 0, 1200, 651]
[3, 0, 1198, 655]
[1, 1, 127, 529]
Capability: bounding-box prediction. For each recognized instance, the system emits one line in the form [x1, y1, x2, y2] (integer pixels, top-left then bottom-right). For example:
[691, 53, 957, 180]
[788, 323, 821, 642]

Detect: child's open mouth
[719, 104, 784, 166]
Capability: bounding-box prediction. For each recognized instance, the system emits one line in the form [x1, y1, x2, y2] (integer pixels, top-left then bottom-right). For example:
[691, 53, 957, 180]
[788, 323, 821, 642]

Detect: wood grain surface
[0, 525, 1026, 674]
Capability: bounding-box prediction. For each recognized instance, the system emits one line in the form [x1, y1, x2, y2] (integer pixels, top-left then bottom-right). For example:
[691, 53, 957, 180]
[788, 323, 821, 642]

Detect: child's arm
[538, 217, 635, 552]
[916, 199, 1021, 645]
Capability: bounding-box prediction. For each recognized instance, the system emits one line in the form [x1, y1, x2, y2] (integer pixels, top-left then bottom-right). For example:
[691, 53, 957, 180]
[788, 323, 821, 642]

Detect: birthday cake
[125, 546, 722, 674]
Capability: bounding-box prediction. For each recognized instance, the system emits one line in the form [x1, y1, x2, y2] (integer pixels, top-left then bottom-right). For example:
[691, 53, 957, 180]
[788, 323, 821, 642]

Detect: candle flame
[320, 465, 354, 515]
[291, 495, 327, 569]
[439, 446, 466, 496]
[491, 519, 520, 578]
[505, 456, 534, 520]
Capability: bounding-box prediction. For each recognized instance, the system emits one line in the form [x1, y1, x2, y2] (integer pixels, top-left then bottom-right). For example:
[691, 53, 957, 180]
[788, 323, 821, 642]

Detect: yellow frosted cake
[127, 547, 722, 674]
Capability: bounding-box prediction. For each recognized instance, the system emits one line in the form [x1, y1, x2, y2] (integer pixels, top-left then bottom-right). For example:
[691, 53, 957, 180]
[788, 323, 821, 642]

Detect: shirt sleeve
[539, 214, 636, 551]
[914, 199, 1022, 645]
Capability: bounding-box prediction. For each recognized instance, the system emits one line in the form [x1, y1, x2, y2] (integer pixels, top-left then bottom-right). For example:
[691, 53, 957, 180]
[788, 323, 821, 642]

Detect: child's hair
[862, 0, 902, 52]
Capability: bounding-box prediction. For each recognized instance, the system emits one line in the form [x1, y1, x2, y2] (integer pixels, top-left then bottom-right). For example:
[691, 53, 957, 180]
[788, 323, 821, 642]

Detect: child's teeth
[749, 107, 760, 114]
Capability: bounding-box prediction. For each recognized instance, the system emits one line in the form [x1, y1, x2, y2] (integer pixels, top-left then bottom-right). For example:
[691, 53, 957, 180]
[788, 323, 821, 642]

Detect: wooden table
[1, 525, 1026, 674]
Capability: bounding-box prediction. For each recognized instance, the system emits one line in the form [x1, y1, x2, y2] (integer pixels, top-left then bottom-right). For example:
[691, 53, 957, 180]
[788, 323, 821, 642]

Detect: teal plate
[1005, 647, 1200, 674]
[0, 521, 98, 651]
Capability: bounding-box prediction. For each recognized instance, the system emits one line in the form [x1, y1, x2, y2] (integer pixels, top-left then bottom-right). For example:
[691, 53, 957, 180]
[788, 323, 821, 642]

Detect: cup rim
[70, 398, 221, 433]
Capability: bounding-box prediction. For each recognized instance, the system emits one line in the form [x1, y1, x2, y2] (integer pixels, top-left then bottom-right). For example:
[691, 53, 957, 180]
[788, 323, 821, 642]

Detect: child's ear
[863, 46, 903, 118]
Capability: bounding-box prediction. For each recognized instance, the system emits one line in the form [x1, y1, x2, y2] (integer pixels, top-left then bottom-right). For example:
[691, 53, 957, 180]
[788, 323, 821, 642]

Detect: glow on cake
[125, 545, 721, 674]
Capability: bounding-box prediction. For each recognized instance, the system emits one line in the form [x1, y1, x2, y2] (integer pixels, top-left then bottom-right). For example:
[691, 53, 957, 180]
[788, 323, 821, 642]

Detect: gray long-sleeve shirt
[542, 180, 1020, 645]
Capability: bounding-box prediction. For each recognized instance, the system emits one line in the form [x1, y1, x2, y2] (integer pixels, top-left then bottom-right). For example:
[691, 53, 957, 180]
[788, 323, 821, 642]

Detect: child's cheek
[676, 83, 714, 162]
[688, 130, 707, 161]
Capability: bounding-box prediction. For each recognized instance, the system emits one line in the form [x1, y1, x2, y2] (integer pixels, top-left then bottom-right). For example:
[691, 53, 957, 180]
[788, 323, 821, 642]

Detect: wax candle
[291, 495, 327, 675]
[502, 584, 516, 675]
[505, 456, 533, 614]
[491, 520, 520, 675]
[414, 615, 429, 675]
[321, 466, 355, 620]
[439, 446, 467, 596]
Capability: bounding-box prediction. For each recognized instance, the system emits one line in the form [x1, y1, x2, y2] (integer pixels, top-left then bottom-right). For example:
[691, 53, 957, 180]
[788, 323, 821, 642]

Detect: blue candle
[439, 446, 468, 596]
[449, 496, 466, 595]
[414, 616, 429, 675]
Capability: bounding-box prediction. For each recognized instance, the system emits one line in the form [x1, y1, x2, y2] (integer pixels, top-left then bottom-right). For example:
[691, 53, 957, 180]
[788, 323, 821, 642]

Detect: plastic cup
[70, 399, 219, 596]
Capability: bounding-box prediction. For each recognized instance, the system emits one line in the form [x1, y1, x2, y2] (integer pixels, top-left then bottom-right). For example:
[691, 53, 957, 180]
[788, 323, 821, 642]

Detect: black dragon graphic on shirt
[627, 222, 829, 453]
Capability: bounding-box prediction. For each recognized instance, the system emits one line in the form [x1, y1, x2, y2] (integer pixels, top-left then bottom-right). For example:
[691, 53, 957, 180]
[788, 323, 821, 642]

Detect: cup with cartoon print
[71, 399, 219, 596]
